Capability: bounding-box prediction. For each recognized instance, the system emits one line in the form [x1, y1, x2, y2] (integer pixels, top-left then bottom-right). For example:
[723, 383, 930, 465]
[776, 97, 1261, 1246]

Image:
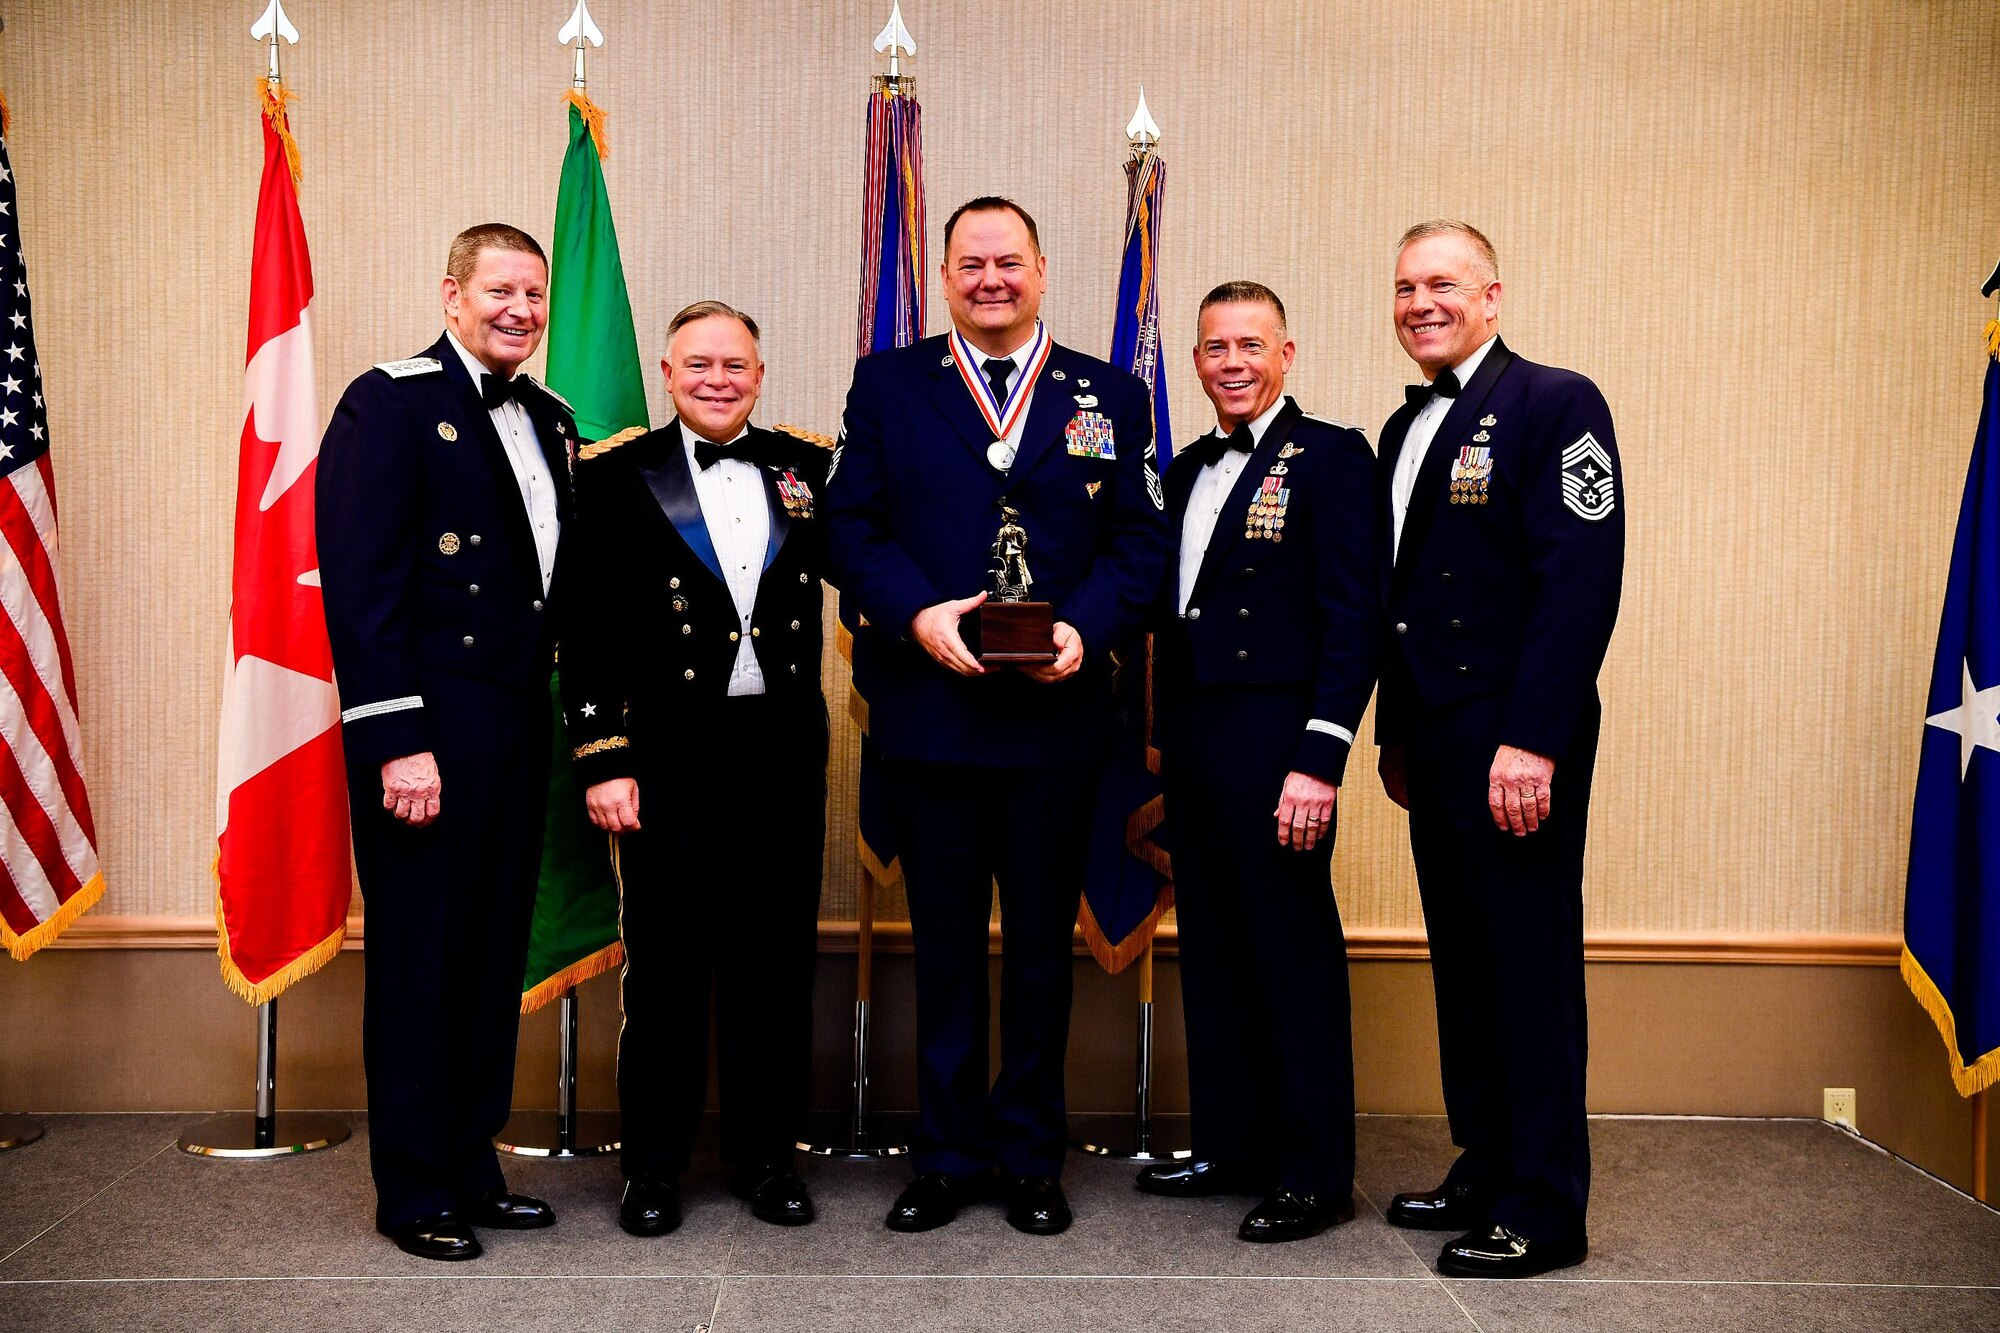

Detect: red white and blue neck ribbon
[951, 321, 1050, 441]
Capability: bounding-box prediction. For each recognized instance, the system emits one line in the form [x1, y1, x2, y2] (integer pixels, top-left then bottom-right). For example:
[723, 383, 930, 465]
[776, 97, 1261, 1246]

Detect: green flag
[522, 97, 649, 1011]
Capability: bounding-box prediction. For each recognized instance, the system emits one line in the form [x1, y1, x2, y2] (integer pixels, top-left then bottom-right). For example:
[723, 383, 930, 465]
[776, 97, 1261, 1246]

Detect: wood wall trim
[45, 916, 1900, 967]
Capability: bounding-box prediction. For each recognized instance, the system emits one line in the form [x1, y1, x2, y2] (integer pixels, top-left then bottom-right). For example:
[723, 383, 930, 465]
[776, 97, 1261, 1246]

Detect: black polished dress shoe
[381, 1212, 482, 1262]
[464, 1189, 556, 1230]
[619, 1179, 683, 1237]
[1004, 1174, 1072, 1236]
[1237, 1189, 1355, 1243]
[1134, 1158, 1256, 1199]
[732, 1167, 816, 1227]
[1386, 1179, 1491, 1231]
[885, 1171, 986, 1233]
[1437, 1224, 1587, 1278]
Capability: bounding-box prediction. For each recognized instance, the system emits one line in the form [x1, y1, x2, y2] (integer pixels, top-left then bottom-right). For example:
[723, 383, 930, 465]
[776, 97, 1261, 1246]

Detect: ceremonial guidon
[828, 201, 1170, 1238]
[1376, 223, 1624, 1280]
[318, 318, 576, 1256]
[556, 412, 831, 1232]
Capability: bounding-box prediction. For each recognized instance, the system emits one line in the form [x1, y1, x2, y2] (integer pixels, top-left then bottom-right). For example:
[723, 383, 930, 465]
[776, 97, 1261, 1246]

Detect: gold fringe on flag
[520, 940, 625, 1015]
[0, 90, 12, 140]
[1983, 316, 1999, 361]
[257, 79, 303, 189]
[563, 89, 611, 161]
[1903, 946, 2000, 1097]
[211, 854, 347, 1004]
[2, 871, 105, 961]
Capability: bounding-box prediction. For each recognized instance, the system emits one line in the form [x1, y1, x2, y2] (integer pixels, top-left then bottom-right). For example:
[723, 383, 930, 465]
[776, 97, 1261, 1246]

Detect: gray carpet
[1, 1115, 1994, 1331]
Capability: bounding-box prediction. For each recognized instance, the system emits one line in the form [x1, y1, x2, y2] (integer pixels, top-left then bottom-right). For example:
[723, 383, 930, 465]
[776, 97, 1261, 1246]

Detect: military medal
[1246, 473, 1291, 541]
[1450, 445, 1494, 505]
[776, 468, 815, 519]
[951, 322, 1050, 471]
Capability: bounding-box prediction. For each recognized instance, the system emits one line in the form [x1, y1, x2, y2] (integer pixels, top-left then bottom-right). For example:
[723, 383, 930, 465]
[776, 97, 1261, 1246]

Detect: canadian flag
[213, 92, 351, 1002]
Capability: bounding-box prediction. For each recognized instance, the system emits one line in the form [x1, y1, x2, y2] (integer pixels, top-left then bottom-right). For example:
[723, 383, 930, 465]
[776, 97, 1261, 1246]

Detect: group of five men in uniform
[315, 202, 1621, 1280]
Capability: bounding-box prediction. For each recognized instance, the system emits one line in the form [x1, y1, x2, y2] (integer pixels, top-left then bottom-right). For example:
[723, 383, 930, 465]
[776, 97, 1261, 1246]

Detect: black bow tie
[693, 437, 744, 471]
[1404, 367, 1462, 409]
[480, 373, 523, 410]
[1188, 423, 1256, 470]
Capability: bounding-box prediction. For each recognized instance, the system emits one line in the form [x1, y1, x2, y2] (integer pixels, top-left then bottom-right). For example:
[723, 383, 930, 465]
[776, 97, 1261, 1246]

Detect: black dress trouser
[1404, 698, 1598, 1245]
[350, 675, 550, 1231]
[613, 696, 827, 1182]
[1161, 684, 1355, 1199]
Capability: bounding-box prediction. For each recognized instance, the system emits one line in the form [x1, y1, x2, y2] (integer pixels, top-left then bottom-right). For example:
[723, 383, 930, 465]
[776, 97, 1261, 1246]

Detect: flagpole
[1974, 1089, 1989, 1203]
[497, 1, 626, 1161]
[800, 3, 921, 1161]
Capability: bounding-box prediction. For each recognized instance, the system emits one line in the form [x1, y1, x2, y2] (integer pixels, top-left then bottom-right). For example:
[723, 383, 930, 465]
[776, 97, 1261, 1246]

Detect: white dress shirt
[1390, 335, 1497, 560]
[444, 331, 560, 594]
[1177, 394, 1289, 613]
[682, 420, 771, 697]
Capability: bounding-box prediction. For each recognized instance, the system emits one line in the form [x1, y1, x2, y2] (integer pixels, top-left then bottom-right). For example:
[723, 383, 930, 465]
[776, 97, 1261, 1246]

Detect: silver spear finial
[250, 0, 299, 84]
[874, 1, 917, 83]
[1126, 85, 1161, 150]
[558, 0, 605, 90]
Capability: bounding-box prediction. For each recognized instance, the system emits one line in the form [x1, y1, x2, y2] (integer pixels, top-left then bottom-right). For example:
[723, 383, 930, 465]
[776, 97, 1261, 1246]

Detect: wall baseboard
[45, 915, 1900, 967]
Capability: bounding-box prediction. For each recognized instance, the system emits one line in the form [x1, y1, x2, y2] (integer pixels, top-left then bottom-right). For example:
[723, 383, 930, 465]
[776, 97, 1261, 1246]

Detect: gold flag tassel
[257, 78, 303, 189]
[0, 90, 12, 139]
[563, 88, 611, 160]
[1983, 314, 1999, 361]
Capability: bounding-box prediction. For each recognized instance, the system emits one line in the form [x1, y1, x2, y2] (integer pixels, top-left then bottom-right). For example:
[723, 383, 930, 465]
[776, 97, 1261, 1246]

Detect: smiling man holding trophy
[825, 196, 1169, 1236]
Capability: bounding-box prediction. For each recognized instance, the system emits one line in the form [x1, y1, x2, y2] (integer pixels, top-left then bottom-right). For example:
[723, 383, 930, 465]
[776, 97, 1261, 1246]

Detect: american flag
[0, 110, 105, 960]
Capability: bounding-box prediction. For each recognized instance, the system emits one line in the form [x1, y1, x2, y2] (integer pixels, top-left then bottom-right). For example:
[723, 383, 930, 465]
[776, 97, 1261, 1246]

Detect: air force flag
[1903, 340, 2000, 1096]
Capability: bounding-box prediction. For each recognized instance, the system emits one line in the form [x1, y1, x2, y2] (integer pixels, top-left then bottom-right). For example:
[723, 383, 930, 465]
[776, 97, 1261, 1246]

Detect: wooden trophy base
[970, 601, 1057, 664]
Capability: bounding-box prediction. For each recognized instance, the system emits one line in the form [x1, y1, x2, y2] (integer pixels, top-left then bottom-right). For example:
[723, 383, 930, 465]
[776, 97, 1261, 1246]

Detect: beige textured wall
[8, 1, 1997, 933]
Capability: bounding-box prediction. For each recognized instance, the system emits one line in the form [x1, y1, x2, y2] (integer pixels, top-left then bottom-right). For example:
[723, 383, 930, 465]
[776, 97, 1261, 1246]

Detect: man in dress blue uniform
[826, 197, 1169, 1235]
[1375, 221, 1624, 1278]
[556, 301, 830, 1238]
[318, 223, 574, 1262]
[1134, 282, 1378, 1242]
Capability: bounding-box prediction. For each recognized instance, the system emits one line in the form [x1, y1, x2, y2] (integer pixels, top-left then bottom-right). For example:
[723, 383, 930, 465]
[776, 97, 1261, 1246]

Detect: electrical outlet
[1823, 1087, 1856, 1130]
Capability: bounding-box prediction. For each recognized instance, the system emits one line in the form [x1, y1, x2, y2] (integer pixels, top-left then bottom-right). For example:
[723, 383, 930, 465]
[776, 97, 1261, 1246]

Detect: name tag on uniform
[1065, 410, 1117, 460]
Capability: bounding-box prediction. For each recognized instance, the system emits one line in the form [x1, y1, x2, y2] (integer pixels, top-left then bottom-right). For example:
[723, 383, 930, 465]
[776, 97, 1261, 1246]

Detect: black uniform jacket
[1376, 338, 1625, 759]
[825, 333, 1170, 767]
[1160, 398, 1381, 784]
[317, 333, 576, 769]
[557, 419, 830, 789]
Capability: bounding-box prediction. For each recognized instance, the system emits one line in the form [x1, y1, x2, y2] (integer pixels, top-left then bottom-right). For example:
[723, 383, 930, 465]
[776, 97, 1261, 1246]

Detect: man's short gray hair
[1397, 220, 1499, 285]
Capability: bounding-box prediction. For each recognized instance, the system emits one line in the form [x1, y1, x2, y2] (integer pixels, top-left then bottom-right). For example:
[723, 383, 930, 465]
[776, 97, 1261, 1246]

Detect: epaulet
[374, 356, 442, 378]
[579, 425, 647, 461]
[774, 422, 838, 450]
[1300, 412, 1366, 435]
[521, 374, 575, 414]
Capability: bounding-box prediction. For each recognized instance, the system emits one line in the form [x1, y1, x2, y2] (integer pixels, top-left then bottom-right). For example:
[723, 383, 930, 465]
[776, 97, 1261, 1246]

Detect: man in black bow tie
[1375, 221, 1624, 1278]
[319, 223, 576, 1261]
[557, 301, 831, 1238]
[1134, 281, 1378, 1242]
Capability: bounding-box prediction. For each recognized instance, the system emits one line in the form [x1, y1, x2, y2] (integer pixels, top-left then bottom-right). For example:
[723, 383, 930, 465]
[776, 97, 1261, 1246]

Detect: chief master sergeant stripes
[317, 222, 575, 1263]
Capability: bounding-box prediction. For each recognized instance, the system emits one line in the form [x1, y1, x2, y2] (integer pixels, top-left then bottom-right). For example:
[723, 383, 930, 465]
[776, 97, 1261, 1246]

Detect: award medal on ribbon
[1246, 473, 1291, 542]
[1451, 444, 1494, 505]
[1065, 410, 1117, 459]
[775, 468, 815, 519]
[952, 322, 1051, 472]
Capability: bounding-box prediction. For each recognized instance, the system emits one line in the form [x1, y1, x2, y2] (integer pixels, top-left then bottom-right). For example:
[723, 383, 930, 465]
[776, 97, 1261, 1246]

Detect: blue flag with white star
[1903, 334, 2000, 1096]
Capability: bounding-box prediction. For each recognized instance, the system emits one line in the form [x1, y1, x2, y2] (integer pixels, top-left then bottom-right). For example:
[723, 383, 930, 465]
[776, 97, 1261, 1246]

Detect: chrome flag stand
[1074, 941, 1188, 1161]
[496, 989, 618, 1158]
[799, 870, 906, 1158]
[179, 1000, 349, 1157]
[0, 1115, 44, 1151]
